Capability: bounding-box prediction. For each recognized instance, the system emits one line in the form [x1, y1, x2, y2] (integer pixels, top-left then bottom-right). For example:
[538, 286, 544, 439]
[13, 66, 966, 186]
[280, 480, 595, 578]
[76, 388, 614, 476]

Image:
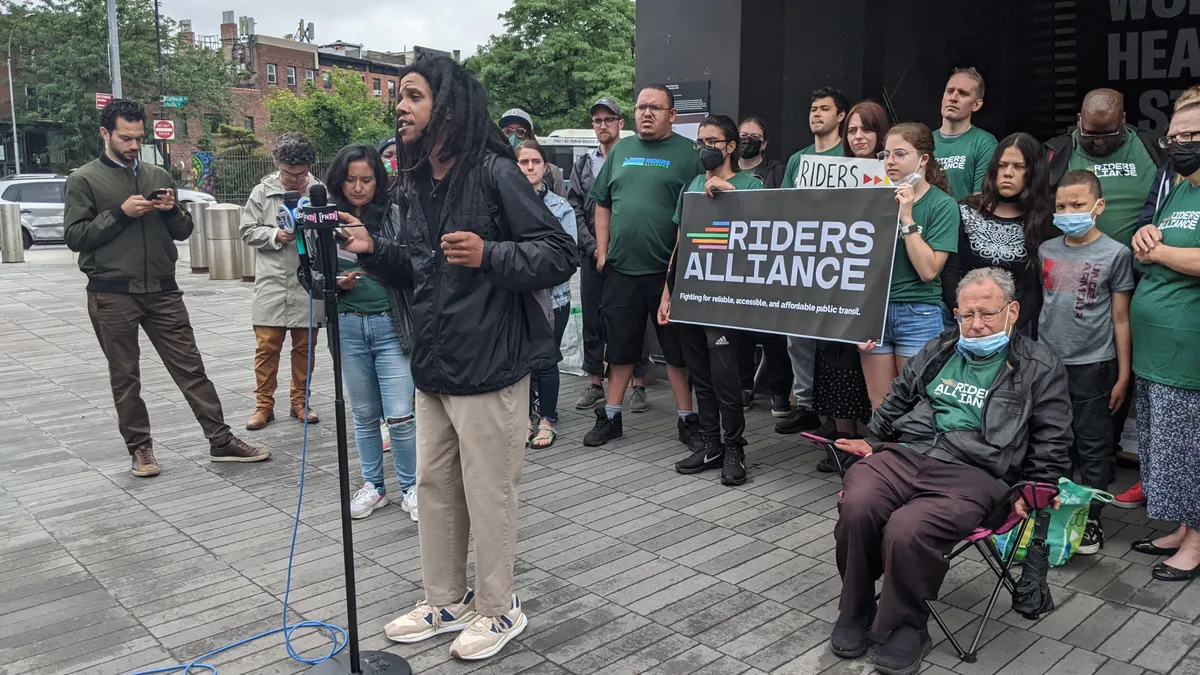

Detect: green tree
[262, 68, 393, 158]
[465, 0, 635, 134]
[214, 124, 264, 156]
[0, 0, 235, 162]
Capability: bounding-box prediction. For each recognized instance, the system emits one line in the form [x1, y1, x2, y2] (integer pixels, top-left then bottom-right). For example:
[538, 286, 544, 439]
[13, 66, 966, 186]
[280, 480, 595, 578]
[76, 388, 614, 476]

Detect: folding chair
[808, 434, 1060, 663]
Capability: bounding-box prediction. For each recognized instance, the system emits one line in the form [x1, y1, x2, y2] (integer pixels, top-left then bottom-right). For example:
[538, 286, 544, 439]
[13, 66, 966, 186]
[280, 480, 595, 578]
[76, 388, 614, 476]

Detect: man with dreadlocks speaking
[338, 56, 578, 661]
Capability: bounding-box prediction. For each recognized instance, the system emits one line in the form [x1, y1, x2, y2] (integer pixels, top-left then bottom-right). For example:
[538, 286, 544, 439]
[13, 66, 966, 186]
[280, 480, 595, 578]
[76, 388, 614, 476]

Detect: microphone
[298, 184, 340, 230]
[276, 190, 302, 232]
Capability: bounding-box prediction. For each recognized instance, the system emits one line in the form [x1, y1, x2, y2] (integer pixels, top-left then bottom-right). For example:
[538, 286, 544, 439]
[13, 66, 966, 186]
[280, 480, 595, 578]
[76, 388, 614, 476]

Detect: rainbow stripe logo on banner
[687, 221, 731, 250]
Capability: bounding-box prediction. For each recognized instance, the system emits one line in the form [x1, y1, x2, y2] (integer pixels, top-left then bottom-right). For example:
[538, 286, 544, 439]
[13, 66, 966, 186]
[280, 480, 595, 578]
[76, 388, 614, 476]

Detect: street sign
[160, 95, 188, 108]
[153, 120, 176, 140]
[95, 93, 113, 109]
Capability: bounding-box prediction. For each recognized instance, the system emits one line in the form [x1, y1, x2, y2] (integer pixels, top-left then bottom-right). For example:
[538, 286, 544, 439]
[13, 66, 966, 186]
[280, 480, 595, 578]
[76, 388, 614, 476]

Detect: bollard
[187, 201, 210, 274]
[240, 237, 256, 283]
[0, 203, 24, 263]
[206, 204, 243, 281]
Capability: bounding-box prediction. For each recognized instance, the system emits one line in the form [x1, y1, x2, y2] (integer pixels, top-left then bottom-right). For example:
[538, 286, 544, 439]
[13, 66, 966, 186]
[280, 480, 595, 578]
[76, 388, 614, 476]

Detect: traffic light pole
[154, 0, 170, 172]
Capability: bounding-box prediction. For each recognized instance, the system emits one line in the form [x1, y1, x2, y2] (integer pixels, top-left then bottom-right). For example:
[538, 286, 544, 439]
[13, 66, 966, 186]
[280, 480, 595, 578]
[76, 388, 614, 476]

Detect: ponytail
[925, 157, 952, 196]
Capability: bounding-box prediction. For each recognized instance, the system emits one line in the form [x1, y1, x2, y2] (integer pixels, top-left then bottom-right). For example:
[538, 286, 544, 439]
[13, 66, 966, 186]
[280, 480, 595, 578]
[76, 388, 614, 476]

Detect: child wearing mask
[1038, 169, 1135, 556]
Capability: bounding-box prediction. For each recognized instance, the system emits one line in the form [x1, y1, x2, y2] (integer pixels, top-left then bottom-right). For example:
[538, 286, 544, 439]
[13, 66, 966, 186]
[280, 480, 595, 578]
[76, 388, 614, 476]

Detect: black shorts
[601, 268, 685, 368]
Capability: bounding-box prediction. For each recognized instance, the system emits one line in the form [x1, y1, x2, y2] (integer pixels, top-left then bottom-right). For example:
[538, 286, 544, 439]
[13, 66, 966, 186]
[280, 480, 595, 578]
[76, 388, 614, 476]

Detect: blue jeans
[873, 301, 946, 358]
[339, 312, 416, 493]
[530, 304, 572, 423]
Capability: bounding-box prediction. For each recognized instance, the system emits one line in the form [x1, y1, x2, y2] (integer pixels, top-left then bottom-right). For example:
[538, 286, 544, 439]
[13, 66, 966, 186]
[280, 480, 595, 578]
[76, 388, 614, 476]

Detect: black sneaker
[721, 443, 746, 486]
[770, 394, 791, 418]
[583, 408, 622, 447]
[678, 413, 703, 451]
[676, 436, 723, 475]
[741, 390, 754, 411]
[1077, 517, 1104, 555]
[874, 625, 932, 675]
[774, 407, 821, 434]
[830, 623, 869, 659]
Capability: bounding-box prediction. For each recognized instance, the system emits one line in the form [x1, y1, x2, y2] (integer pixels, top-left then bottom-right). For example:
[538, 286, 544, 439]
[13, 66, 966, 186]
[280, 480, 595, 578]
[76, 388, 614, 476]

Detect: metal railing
[209, 156, 330, 205]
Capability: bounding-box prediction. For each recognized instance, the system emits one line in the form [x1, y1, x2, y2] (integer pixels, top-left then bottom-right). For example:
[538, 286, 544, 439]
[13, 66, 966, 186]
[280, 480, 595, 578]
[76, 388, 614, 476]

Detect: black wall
[636, 0, 1196, 158]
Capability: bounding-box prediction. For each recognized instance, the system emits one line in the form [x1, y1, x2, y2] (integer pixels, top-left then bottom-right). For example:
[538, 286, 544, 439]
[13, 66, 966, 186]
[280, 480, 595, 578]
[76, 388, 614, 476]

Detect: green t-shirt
[672, 171, 764, 225]
[1066, 126, 1157, 248]
[1131, 179, 1200, 390]
[337, 256, 390, 315]
[927, 349, 1008, 433]
[780, 143, 844, 188]
[589, 133, 704, 275]
[933, 126, 998, 200]
[890, 187, 960, 305]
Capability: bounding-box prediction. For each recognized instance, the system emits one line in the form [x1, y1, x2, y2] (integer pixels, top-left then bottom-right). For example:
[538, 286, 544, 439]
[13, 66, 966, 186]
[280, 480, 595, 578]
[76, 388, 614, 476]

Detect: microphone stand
[304, 225, 411, 675]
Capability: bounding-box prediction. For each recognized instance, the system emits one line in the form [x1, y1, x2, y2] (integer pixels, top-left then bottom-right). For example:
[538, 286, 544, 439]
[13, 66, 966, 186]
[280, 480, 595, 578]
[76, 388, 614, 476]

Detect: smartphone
[333, 230, 349, 243]
[149, 188, 170, 200]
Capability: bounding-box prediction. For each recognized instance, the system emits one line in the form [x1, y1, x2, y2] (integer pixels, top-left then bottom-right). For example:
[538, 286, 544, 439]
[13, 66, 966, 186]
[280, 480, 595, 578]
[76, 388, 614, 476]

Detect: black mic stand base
[304, 651, 412, 675]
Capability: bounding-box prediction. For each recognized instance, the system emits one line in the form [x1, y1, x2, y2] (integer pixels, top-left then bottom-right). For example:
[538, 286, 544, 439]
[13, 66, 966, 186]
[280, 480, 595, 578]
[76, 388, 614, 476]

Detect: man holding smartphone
[65, 99, 270, 477]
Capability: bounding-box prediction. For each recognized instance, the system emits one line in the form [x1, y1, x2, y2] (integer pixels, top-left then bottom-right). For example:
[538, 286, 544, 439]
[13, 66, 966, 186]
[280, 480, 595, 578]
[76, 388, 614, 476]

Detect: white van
[537, 129, 635, 189]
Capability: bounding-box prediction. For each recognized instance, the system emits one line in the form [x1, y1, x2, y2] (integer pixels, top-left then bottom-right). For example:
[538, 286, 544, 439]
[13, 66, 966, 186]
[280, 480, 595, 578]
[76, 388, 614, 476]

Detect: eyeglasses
[501, 127, 529, 139]
[278, 166, 310, 180]
[592, 116, 621, 127]
[740, 133, 764, 143]
[956, 303, 1010, 325]
[1160, 131, 1199, 148]
[692, 139, 729, 151]
[1078, 129, 1122, 140]
[876, 149, 913, 162]
[635, 104, 670, 115]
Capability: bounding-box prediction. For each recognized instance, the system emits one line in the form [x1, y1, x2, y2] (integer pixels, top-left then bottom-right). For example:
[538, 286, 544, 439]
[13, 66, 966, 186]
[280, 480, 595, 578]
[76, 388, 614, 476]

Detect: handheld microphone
[298, 184, 340, 230]
[276, 190, 302, 232]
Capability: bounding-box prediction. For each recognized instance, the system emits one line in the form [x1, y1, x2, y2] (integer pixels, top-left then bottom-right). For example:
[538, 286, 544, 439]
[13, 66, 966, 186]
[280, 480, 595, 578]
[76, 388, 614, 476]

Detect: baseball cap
[498, 108, 534, 133]
[591, 97, 622, 117]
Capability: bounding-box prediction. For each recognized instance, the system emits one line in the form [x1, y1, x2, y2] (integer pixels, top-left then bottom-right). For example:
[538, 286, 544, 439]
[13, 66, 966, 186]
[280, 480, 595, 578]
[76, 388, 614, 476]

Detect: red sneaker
[1112, 482, 1145, 509]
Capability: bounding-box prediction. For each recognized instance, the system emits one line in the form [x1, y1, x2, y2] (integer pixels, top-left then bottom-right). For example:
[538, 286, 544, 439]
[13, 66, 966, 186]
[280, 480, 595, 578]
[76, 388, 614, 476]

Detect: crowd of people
[62, 56, 1200, 671]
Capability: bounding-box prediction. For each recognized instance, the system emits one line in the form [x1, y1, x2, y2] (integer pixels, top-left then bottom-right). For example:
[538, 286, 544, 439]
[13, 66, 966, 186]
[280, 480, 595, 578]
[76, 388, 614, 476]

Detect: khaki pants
[416, 376, 529, 616]
[87, 290, 232, 453]
[253, 326, 317, 410]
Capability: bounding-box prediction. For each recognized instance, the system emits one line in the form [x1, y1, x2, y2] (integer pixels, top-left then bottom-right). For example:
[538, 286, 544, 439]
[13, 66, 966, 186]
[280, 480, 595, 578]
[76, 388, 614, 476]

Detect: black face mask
[699, 146, 726, 171]
[1169, 141, 1200, 177]
[741, 138, 763, 159]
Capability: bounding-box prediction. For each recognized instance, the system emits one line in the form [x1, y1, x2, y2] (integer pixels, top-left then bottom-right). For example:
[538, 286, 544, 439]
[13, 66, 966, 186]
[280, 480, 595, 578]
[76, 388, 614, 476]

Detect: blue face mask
[956, 305, 1012, 359]
[1052, 204, 1098, 237]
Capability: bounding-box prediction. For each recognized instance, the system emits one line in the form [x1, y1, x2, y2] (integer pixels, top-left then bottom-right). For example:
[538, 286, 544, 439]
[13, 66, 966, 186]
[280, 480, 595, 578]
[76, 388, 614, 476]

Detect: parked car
[2, 173, 215, 248]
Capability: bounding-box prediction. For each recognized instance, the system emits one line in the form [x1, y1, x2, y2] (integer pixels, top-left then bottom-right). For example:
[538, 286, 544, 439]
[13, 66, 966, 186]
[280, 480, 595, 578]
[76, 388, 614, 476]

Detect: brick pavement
[1, 246, 1197, 675]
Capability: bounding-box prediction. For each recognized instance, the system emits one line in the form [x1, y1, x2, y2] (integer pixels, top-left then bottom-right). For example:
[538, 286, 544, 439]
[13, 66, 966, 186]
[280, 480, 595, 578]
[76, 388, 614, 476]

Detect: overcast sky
[157, 0, 511, 57]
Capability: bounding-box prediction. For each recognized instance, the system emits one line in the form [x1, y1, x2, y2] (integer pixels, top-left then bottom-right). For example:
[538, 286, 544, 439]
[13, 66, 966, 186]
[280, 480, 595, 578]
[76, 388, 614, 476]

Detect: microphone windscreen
[308, 184, 328, 207]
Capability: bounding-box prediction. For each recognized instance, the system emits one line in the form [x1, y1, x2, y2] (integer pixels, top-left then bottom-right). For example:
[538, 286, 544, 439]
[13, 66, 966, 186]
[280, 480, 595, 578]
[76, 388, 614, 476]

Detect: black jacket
[747, 156, 785, 189]
[868, 329, 1072, 483]
[357, 152, 578, 396]
[1138, 162, 1180, 228]
[1045, 125, 1167, 186]
[567, 151, 599, 258]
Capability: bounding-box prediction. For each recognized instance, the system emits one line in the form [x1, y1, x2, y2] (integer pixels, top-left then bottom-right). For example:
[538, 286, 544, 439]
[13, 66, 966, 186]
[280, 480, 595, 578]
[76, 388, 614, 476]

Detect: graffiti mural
[191, 152, 215, 195]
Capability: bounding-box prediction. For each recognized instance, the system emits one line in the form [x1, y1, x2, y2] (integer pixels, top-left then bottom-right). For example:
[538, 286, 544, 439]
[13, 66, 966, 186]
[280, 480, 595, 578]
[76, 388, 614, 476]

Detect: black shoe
[676, 436, 724, 475]
[770, 394, 791, 418]
[741, 390, 754, 411]
[583, 408, 622, 447]
[1077, 517, 1103, 555]
[816, 416, 838, 438]
[1152, 561, 1200, 581]
[678, 413, 703, 450]
[721, 443, 747, 486]
[774, 407, 821, 434]
[873, 625, 932, 675]
[830, 624, 869, 659]
[1132, 537, 1180, 556]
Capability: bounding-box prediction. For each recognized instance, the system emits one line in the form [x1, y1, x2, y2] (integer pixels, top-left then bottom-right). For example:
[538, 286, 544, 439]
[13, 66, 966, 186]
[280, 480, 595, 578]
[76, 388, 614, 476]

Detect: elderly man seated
[831, 267, 1071, 675]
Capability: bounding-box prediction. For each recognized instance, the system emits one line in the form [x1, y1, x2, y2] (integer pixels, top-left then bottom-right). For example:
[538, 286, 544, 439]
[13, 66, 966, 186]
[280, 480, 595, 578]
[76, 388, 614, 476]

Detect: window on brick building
[373, 78, 381, 96]
[267, 64, 277, 84]
[243, 117, 255, 132]
[306, 69, 315, 82]
[322, 71, 331, 89]
[205, 114, 227, 134]
[175, 114, 189, 137]
[387, 80, 396, 100]
[287, 67, 296, 86]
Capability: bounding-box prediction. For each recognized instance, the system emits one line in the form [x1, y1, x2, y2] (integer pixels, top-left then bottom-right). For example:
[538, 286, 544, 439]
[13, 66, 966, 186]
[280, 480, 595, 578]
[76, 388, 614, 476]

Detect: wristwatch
[900, 222, 921, 236]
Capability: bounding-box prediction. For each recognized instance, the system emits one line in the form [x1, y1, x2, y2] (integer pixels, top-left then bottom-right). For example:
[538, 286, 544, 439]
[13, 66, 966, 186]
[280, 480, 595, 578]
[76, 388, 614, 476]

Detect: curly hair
[101, 99, 144, 132]
[273, 132, 317, 166]
[395, 56, 513, 208]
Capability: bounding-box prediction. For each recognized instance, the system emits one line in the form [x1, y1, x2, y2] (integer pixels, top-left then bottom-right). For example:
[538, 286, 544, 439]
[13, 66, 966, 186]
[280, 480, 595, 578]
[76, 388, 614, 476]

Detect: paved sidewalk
[1, 247, 1197, 675]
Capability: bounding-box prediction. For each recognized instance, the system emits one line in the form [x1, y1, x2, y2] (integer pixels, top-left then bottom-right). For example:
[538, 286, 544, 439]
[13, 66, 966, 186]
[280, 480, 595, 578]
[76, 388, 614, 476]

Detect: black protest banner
[669, 188, 899, 344]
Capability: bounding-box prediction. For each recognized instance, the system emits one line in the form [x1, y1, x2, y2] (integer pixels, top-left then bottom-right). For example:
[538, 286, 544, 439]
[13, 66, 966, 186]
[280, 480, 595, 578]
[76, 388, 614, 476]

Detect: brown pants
[834, 445, 1008, 639]
[253, 326, 318, 410]
[416, 376, 529, 616]
[87, 291, 232, 453]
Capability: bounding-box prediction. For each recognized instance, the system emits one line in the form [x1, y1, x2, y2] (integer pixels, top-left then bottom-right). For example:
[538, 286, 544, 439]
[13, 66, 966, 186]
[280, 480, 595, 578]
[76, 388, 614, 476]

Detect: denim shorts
[873, 301, 946, 358]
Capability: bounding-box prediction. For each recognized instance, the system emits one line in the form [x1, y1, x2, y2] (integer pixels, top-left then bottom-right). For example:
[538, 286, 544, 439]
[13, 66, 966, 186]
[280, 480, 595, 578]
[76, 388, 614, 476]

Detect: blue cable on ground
[131, 289, 348, 675]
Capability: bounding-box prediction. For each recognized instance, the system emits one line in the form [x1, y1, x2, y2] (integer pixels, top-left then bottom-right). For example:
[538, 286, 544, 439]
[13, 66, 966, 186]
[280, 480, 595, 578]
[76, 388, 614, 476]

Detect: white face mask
[894, 162, 926, 186]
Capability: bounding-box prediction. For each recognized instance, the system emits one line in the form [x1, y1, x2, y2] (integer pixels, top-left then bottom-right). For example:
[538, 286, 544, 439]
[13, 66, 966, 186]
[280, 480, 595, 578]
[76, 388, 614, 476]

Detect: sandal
[531, 423, 556, 449]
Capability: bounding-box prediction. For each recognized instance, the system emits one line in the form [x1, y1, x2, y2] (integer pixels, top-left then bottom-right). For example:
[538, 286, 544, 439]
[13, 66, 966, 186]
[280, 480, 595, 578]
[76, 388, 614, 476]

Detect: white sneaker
[350, 482, 388, 519]
[384, 590, 478, 643]
[450, 595, 527, 661]
[401, 488, 419, 522]
[381, 421, 391, 452]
